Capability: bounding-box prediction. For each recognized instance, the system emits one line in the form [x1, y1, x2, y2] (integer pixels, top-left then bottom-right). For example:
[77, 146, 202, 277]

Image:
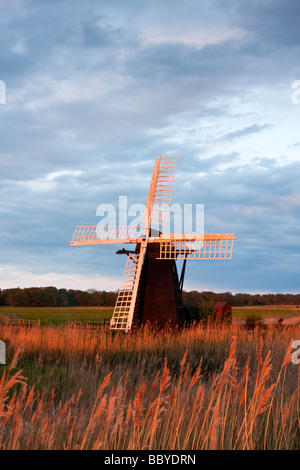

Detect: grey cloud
[1, 156, 299, 293]
[0, 0, 299, 293]
[226, 0, 300, 48]
[218, 124, 270, 142]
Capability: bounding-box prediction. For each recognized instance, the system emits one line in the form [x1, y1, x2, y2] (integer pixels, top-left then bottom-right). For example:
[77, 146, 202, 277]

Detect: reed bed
[0, 321, 300, 450]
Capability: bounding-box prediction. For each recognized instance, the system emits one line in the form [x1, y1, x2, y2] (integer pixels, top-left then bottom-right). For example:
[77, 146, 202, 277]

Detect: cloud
[218, 124, 270, 142]
[141, 27, 246, 49]
[0, 264, 118, 290]
[20, 170, 82, 192]
[227, 0, 300, 48]
[0, 0, 299, 295]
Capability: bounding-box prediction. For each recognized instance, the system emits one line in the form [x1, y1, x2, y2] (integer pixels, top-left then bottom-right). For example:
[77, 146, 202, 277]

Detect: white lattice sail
[70, 155, 236, 331]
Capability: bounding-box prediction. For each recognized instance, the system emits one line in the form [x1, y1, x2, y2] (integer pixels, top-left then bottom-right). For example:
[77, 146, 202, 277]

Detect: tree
[57, 289, 69, 307]
[191, 298, 215, 322]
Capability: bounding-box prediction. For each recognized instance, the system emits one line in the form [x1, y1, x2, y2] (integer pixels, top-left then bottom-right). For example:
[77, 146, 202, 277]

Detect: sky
[0, 0, 299, 294]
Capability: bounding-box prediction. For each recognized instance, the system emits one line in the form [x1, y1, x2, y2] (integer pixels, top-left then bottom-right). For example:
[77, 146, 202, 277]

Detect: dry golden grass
[0, 321, 300, 450]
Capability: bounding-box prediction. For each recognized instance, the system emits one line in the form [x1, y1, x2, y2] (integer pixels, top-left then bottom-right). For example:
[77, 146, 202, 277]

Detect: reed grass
[0, 321, 299, 449]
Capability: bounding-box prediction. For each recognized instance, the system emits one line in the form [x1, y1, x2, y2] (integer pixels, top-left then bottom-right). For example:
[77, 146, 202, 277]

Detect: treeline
[182, 291, 300, 306]
[0, 287, 118, 308]
[0, 286, 300, 308]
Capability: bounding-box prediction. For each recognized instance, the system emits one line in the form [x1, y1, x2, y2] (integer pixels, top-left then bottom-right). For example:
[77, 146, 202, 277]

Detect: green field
[1, 305, 300, 325]
[232, 305, 300, 319]
[0, 306, 114, 325]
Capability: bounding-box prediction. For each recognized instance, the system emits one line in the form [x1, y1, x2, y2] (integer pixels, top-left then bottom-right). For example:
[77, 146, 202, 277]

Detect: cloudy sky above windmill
[0, 0, 299, 294]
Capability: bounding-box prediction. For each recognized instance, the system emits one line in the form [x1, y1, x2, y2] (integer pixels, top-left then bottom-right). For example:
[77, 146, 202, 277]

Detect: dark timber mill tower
[70, 156, 236, 331]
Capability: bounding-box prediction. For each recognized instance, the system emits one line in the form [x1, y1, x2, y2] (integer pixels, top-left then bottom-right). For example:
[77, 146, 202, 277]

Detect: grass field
[233, 305, 300, 319]
[1, 320, 300, 450]
[1, 305, 300, 325]
[0, 306, 114, 325]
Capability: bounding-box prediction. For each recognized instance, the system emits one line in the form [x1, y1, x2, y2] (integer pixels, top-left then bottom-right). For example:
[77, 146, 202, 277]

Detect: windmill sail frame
[70, 156, 236, 331]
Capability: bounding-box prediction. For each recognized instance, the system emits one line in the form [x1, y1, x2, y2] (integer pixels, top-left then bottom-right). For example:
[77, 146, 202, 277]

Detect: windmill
[70, 156, 236, 331]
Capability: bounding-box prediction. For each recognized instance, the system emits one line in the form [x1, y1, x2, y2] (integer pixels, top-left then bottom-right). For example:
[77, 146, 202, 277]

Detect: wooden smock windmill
[70, 156, 236, 331]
